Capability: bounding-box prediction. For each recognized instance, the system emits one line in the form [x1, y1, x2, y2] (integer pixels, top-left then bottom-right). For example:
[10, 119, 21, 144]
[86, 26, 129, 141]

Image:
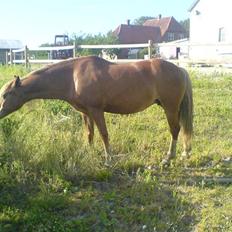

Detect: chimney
[158, 14, 162, 20]
[126, 19, 130, 25]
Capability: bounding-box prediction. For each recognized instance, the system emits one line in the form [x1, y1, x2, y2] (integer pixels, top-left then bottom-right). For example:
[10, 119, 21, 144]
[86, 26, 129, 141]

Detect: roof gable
[143, 16, 186, 36]
[167, 17, 186, 33]
[0, 39, 23, 49]
[113, 24, 161, 44]
[143, 17, 171, 36]
[188, 0, 200, 12]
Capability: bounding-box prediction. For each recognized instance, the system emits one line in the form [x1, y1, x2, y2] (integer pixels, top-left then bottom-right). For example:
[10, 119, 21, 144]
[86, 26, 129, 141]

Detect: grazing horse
[0, 56, 193, 166]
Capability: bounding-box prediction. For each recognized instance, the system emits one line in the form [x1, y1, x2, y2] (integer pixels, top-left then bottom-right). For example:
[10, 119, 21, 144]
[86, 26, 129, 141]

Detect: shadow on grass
[1, 115, 229, 231]
[0, 126, 230, 232]
[0, 177, 71, 231]
[0, 161, 196, 232]
[1, 138, 230, 232]
[59, 161, 197, 232]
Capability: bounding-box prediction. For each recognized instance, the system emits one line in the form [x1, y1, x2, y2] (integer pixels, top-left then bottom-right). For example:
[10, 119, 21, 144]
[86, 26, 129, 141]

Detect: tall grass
[0, 65, 231, 231]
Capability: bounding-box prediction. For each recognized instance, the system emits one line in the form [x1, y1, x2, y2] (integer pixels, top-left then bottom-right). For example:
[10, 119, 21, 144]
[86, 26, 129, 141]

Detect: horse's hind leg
[181, 136, 192, 158]
[162, 108, 180, 166]
[88, 108, 111, 165]
[82, 113, 94, 145]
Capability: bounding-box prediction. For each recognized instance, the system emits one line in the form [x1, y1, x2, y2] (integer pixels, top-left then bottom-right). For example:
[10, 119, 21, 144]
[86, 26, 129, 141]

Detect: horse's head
[0, 76, 24, 119]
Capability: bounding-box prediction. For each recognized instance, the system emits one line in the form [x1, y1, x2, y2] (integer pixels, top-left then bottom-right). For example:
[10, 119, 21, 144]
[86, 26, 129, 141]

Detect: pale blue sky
[1, 0, 193, 46]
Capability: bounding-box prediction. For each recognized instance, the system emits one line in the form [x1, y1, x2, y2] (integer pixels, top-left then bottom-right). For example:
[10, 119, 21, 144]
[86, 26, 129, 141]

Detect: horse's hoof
[104, 162, 111, 167]
[161, 158, 171, 168]
[104, 159, 112, 167]
[181, 151, 191, 160]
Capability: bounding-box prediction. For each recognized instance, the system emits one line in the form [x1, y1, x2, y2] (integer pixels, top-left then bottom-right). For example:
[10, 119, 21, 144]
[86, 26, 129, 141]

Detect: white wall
[158, 40, 189, 59]
[189, 0, 232, 59]
[190, 0, 232, 43]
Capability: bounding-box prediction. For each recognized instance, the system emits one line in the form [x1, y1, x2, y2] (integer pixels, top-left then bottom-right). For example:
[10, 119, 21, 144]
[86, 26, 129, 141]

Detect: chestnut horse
[0, 56, 193, 166]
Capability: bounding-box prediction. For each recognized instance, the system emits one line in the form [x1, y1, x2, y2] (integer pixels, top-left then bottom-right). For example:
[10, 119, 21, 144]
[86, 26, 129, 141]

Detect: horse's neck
[21, 72, 70, 101]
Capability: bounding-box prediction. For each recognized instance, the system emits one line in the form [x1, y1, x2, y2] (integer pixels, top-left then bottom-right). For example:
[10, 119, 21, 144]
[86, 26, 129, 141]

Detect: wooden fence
[6, 40, 232, 68]
[6, 44, 76, 66]
[6, 40, 154, 66]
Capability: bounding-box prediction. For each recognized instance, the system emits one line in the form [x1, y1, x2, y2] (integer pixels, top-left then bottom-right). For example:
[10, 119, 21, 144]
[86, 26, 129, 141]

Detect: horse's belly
[104, 95, 155, 114]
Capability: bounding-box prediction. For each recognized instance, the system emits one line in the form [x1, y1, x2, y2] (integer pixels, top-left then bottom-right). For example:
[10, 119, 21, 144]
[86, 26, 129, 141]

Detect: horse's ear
[13, 75, 21, 88]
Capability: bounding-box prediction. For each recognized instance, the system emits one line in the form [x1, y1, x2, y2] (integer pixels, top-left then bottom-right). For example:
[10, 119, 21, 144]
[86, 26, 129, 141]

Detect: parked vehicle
[51, 35, 73, 59]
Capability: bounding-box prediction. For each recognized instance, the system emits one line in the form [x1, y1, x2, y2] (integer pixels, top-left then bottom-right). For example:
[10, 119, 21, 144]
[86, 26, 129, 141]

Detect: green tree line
[38, 17, 189, 58]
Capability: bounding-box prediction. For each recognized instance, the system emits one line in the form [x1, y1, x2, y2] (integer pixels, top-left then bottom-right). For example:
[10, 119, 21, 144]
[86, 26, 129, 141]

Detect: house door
[176, 47, 180, 59]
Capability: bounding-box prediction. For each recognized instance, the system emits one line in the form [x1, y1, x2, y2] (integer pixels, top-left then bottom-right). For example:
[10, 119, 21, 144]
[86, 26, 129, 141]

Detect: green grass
[0, 65, 232, 231]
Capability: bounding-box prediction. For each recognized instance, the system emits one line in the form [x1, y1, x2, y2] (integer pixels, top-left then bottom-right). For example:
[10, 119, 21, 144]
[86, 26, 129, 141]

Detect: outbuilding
[0, 39, 23, 64]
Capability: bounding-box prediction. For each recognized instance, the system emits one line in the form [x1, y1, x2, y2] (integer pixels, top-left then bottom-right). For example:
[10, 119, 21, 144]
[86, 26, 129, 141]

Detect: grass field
[0, 65, 232, 231]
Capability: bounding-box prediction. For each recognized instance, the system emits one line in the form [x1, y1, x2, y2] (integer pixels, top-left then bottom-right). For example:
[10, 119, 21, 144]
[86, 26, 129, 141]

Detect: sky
[1, 0, 194, 47]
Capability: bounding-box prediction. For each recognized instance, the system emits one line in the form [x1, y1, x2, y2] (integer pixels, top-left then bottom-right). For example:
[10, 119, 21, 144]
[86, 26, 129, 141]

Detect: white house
[189, 0, 232, 60]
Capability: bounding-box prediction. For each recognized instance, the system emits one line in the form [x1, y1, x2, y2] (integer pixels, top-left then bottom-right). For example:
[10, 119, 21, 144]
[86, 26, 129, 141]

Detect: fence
[6, 44, 76, 67]
[6, 40, 232, 67]
[6, 40, 154, 66]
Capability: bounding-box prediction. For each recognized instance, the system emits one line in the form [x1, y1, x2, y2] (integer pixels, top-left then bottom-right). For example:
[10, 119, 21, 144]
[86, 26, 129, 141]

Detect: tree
[179, 18, 190, 37]
[133, 16, 154, 25]
[70, 31, 120, 57]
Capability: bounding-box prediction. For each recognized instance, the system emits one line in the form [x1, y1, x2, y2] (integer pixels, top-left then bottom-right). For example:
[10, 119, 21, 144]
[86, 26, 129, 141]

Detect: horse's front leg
[82, 113, 94, 145]
[162, 138, 177, 166]
[88, 108, 112, 165]
[162, 109, 180, 166]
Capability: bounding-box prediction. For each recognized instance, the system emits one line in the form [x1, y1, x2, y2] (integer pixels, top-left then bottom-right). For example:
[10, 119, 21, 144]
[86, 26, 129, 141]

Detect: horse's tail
[179, 68, 193, 148]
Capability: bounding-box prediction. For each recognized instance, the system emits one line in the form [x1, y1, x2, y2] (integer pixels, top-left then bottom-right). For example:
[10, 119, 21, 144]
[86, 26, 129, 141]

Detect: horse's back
[72, 56, 187, 114]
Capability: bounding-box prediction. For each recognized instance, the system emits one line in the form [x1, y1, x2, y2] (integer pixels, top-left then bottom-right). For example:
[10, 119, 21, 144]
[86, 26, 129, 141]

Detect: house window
[178, 33, 185, 40]
[167, 32, 175, 41]
[219, 27, 225, 42]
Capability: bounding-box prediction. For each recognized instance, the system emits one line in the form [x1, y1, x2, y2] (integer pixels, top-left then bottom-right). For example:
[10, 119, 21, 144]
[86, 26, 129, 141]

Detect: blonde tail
[179, 68, 193, 152]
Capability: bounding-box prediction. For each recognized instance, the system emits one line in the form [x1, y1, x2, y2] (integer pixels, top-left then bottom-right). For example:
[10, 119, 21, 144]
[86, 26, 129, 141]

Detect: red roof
[113, 24, 161, 44]
[143, 16, 186, 36]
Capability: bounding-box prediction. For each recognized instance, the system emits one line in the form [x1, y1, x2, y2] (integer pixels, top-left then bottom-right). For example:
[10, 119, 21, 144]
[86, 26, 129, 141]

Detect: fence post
[73, 41, 76, 58]
[5, 51, 9, 65]
[148, 40, 153, 59]
[24, 46, 29, 68]
[10, 49, 13, 65]
[13, 51, 16, 66]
